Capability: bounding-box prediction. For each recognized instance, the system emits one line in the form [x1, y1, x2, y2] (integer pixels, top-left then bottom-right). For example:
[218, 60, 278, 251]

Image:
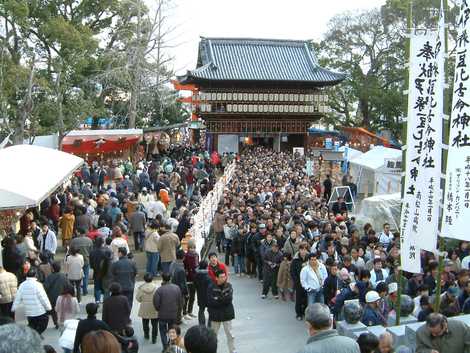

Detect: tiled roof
[180, 37, 345, 84]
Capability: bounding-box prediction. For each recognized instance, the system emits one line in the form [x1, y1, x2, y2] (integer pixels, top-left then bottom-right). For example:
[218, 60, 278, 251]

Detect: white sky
[160, 0, 386, 76]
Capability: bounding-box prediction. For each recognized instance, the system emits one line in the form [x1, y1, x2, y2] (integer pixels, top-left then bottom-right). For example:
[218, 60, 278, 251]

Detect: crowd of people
[0, 144, 239, 353]
[211, 146, 470, 353]
[1, 143, 470, 353]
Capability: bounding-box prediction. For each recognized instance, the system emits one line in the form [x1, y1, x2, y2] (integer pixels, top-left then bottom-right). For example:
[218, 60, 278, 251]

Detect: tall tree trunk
[56, 66, 65, 148]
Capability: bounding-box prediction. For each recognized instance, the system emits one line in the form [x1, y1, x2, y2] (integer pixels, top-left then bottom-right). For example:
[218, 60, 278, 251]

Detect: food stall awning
[62, 129, 142, 154]
[0, 145, 84, 210]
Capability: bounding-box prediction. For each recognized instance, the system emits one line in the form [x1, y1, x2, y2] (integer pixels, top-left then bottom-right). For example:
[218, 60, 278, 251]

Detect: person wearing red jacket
[183, 240, 199, 319]
[207, 252, 229, 284]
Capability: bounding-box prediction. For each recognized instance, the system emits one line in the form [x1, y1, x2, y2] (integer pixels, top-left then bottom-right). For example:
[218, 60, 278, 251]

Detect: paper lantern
[248, 93, 253, 101]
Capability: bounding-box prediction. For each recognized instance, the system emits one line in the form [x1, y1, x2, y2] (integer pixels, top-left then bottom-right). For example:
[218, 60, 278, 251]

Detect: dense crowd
[1, 144, 470, 353]
[0, 144, 237, 353]
[211, 146, 470, 353]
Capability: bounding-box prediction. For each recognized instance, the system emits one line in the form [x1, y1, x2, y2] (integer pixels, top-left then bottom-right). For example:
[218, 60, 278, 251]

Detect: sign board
[293, 147, 304, 156]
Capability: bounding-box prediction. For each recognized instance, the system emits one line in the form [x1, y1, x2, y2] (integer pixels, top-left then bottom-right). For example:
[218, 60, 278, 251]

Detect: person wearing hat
[261, 241, 283, 299]
[362, 291, 386, 326]
[385, 282, 398, 313]
[439, 286, 461, 317]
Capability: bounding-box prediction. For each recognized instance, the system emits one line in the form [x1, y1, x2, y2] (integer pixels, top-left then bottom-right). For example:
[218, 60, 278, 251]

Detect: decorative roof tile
[180, 37, 345, 84]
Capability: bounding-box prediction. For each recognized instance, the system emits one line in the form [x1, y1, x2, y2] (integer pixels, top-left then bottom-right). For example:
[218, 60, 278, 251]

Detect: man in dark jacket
[261, 242, 283, 299]
[207, 270, 235, 353]
[44, 261, 70, 328]
[153, 273, 183, 350]
[129, 206, 146, 251]
[323, 262, 339, 308]
[291, 244, 309, 320]
[171, 249, 188, 323]
[102, 283, 131, 333]
[73, 303, 110, 353]
[89, 237, 112, 303]
[194, 260, 211, 326]
[110, 247, 137, 309]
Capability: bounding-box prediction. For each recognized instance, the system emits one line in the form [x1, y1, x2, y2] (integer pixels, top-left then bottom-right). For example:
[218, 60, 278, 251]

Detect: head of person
[383, 223, 390, 234]
[85, 302, 99, 318]
[0, 324, 42, 353]
[162, 272, 171, 283]
[81, 330, 121, 353]
[208, 252, 219, 266]
[271, 242, 280, 253]
[329, 262, 338, 276]
[299, 243, 309, 258]
[176, 249, 185, 260]
[308, 253, 318, 267]
[357, 332, 379, 353]
[215, 270, 227, 286]
[184, 325, 217, 353]
[109, 282, 122, 296]
[51, 261, 61, 273]
[62, 282, 76, 297]
[376, 282, 388, 298]
[118, 247, 128, 258]
[378, 332, 394, 353]
[365, 291, 380, 308]
[373, 258, 383, 270]
[426, 313, 448, 338]
[144, 273, 153, 283]
[168, 324, 181, 342]
[304, 303, 332, 336]
[41, 223, 49, 233]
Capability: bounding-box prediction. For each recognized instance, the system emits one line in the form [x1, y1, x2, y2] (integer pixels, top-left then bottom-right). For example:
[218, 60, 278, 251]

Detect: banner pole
[434, 0, 449, 313]
[397, 0, 413, 326]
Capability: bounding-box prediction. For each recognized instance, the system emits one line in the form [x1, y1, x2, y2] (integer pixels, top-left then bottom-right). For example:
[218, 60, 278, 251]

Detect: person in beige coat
[64, 248, 84, 302]
[158, 225, 180, 275]
[277, 253, 294, 301]
[213, 207, 226, 253]
[144, 222, 160, 277]
[136, 273, 158, 343]
[0, 267, 18, 318]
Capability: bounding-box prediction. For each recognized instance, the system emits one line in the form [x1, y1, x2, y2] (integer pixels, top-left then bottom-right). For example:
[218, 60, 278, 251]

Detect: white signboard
[442, 1, 470, 241]
[401, 31, 439, 273]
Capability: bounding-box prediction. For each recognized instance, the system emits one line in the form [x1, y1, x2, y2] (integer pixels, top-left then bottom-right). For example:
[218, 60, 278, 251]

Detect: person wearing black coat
[110, 247, 137, 309]
[102, 283, 131, 334]
[262, 243, 283, 298]
[44, 261, 70, 328]
[73, 303, 111, 353]
[194, 261, 212, 326]
[1, 237, 23, 278]
[207, 270, 235, 353]
[290, 245, 309, 320]
[171, 250, 188, 323]
[323, 263, 340, 308]
[89, 237, 112, 303]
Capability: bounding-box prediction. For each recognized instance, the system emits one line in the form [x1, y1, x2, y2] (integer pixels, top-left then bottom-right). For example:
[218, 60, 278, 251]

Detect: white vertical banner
[413, 5, 445, 252]
[441, 0, 470, 240]
[401, 32, 437, 273]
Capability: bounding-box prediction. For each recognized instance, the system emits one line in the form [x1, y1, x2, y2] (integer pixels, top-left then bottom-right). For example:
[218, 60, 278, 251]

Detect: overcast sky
[160, 0, 386, 76]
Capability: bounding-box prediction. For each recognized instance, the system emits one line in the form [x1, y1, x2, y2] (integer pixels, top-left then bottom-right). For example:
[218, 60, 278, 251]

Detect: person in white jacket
[300, 253, 328, 306]
[59, 319, 80, 353]
[12, 268, 52, 335]
[370, 258, 389, 289]
[38, 223, 58, 256]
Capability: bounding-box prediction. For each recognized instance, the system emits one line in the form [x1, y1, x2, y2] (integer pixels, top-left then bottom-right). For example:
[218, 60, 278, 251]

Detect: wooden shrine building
[177, 37, 345, 153]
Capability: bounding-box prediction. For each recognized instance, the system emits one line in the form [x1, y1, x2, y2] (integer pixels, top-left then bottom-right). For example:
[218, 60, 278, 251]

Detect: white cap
[366, 291, 380, 303]
[304, 215, 313, 222]
[388, 282, 398, 294]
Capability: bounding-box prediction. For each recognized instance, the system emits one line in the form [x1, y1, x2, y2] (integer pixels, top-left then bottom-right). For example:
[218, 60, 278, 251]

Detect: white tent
[0, 145, 84, 210]
[349, 146, 401, 196]
[354, 193, 401, 231]
[339, 146, 363, 161]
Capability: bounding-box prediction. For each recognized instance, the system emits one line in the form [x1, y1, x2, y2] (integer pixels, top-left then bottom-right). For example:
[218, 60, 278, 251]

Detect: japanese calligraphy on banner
[442, 0, 470, 240]
[401, 23, 444, 271]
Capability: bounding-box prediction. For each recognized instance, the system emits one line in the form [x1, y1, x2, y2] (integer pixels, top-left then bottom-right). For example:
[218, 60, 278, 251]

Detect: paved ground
[32, 262, 307, 353]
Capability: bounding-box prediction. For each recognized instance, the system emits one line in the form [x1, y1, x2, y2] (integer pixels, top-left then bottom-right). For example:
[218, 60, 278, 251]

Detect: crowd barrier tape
[190, 162, 236, 255]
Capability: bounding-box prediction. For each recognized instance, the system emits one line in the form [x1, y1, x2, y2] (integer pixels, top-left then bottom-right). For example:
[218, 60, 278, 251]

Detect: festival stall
[340, 127, 393, 152]
[349, 146, 401, 196]
[61, 129, 142, 162]
[0, 145, 83, 233]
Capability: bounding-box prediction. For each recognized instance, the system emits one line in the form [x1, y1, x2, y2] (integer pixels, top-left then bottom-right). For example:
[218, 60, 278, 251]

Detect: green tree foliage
[0, 0, 185, 144]
[318, 1, 457, 139]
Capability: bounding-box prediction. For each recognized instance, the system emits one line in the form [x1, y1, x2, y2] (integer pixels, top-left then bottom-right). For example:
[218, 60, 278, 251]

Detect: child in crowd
[165, 325, 185, 352]
[119, 326, 139, 353]
[277, 253, 294, 301]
